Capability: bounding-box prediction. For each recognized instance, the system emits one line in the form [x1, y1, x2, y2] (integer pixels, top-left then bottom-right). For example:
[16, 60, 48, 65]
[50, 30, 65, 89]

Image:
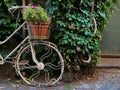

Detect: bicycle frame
[0, 21, 29, 63]
[0, 19, 46, 68]
[0, 6, 46, 67]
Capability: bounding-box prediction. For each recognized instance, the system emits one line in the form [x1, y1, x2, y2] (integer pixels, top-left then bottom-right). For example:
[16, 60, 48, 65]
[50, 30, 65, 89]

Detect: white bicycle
[0, 6, 64, 86]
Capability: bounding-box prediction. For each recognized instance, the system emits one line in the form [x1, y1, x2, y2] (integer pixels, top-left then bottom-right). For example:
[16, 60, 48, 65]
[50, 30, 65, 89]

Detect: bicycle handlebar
[8, 6, 28, 16]
[9, 6, 27, 11]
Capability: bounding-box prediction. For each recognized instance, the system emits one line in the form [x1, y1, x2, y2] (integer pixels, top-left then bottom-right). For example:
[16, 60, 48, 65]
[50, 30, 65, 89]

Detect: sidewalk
[0, 68, 120, 90]
[0, 58, 120, 90]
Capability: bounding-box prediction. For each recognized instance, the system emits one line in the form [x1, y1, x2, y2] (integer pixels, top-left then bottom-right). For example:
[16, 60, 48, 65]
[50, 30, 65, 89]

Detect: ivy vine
[0, 0, 119, 72]
[0, 0, 20, 56]
[45, 0, 119, 71]
[0, 0, 17, 40]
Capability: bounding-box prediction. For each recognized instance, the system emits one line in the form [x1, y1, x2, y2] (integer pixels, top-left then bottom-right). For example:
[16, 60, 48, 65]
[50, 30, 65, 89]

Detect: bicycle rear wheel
[16, 41, 64, 86]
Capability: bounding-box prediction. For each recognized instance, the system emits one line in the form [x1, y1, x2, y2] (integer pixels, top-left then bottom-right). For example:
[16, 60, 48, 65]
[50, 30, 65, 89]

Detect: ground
[0, 61, 120, 90]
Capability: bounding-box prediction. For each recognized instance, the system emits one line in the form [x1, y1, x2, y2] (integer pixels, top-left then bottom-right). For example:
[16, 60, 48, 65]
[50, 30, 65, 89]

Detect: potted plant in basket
[23, 4, 50, 39]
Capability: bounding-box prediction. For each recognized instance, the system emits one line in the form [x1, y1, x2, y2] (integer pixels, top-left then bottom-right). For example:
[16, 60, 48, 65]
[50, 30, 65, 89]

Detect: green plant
[0, 0, 20, 56]
[0, 0, 16, 39]
[45, 0, 119, 72]
[23, 4, 50, 24]
[65, 84, 72, 90]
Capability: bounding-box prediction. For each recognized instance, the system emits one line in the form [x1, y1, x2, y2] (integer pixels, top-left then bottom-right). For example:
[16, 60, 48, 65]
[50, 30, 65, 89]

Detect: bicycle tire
[16, 41, 64, 86]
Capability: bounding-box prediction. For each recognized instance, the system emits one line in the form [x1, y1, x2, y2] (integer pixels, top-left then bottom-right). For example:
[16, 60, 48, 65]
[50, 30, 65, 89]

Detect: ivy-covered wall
[0, 0, 16, 40]
[0, 0, 119, 73]
[45, 0, 119, 71]
[0, 0, 22, 56]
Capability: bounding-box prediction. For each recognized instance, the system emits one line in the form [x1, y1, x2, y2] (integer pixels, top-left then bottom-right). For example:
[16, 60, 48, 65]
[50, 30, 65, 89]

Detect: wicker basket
[29, 23, 50, 39]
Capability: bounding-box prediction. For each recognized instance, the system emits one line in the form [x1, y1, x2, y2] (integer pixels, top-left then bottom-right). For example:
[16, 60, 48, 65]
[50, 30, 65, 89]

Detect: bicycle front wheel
[16, 41, 64, 86]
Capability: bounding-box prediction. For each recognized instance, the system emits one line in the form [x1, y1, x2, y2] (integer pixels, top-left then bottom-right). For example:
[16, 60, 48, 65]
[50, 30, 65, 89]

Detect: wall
[101, 4, 120, 54]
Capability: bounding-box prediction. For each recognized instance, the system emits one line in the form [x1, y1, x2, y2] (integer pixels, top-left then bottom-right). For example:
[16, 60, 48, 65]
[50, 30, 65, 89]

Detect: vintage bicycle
[0, 6, 64, 86]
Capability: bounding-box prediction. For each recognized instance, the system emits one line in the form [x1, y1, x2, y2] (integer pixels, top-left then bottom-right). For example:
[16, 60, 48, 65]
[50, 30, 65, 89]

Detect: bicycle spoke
[40, 46, 52, 62]
[43, 69, 57, 85]
[29, 70, 40, 81]
[19, 65, 37, 70]
[45, 62, 62, 70]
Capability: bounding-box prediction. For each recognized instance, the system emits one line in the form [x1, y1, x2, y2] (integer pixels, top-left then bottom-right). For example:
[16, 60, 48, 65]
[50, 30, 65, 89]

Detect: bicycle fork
[30, 41, 45, 70]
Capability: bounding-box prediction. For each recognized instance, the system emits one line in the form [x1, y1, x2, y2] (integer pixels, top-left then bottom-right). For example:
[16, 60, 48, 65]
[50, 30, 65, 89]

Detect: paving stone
[94, 88, 100, 90]
[116, 75, 120, 83]
[0, 60, 120, 90]
[82, 83, 90, 89]
[17, 85, 27, 90]
[73, 85, 83, 90]
[110, 83, 120, 90]
[52, 87, 66, 90]
[101, 80, 114, 89]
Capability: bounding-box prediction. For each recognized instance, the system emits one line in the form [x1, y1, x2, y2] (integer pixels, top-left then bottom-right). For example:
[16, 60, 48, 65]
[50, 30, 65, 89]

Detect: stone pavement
[0, 68, 120, 90]
[0, 58, 120, 90]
